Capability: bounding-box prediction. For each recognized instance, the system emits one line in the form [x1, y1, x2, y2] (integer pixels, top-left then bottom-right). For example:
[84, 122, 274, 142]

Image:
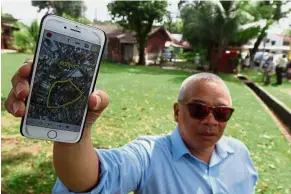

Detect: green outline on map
[46, 78, 83, 109]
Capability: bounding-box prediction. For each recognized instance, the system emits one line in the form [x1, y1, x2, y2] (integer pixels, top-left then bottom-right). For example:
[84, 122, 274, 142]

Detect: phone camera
[64, 26, 67, 29]
[46, 32, 52, 38]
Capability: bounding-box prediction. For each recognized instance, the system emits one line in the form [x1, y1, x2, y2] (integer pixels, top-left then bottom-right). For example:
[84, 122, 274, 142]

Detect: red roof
[92, 24, 191, 47]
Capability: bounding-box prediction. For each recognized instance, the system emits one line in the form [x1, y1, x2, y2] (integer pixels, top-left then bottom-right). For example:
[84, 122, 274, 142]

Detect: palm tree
[181, 0, 261, 72]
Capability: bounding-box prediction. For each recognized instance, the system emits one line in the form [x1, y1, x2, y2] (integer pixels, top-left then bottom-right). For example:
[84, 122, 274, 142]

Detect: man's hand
[5, 60, 110, 192]
[4, 60, 110, 138]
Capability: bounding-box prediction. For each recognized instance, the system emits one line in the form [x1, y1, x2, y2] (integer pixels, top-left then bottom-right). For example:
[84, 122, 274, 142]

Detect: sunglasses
[178, 101, 234, 122]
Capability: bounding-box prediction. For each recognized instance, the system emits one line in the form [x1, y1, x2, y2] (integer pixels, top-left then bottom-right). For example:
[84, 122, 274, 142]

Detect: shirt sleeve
[52, 137, 154, 194]
[239, 143, 258, 194]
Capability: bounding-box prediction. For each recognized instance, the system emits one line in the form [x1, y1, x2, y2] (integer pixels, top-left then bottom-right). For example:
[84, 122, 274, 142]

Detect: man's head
[174, 73, 233, 152]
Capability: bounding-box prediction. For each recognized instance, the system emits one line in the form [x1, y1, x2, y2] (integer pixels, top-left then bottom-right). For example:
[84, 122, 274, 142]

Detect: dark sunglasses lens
[213, 107, 233, 122]
[188, 103, 210, 119]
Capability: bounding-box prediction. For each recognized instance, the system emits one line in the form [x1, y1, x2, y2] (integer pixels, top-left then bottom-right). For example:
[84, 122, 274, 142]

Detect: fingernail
[16, 82, 25, 95]
[22, 62, 28, 66]
[13, 102, 20, 114]
[94, 95, 101, 110]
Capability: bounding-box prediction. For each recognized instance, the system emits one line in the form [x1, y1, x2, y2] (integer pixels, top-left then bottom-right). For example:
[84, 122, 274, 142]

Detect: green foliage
[12, 20, 40, 53]
[231, 26, 261, 46]
[284, 29, 291, 36]
[108, 1, 168, 65]
[163, 12, 183, 34]
[1, 13, 15, 19]
[31, 1, 87, 18]
[181, 1, 247, 71]
[13, 31, 34, 53]
[181, 52, 196, 61]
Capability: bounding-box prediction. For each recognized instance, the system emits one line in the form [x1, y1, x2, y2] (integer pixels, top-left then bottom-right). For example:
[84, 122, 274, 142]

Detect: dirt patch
[1, 135, 20, 149]
[1, 135, 41, 154]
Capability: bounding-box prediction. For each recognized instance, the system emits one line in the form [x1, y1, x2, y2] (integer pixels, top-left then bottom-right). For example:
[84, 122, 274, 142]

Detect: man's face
[174, 80, 232, 151]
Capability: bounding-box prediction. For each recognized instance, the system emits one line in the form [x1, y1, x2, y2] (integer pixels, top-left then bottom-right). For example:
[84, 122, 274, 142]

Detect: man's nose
[201, 111, 218, 126]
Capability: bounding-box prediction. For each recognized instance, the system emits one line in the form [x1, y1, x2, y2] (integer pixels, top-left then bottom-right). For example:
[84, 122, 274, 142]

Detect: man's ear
[173, 103, 179, 122]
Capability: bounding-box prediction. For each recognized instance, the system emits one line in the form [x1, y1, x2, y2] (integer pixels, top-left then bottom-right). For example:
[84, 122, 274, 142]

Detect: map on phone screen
[26, 30, 101, 132]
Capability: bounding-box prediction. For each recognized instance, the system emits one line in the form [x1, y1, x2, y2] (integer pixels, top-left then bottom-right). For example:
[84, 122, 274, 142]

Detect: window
[271, 40, 276, 45]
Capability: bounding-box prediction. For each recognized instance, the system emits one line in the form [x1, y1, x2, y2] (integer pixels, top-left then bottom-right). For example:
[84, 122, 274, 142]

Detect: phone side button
[47, 130, 57, 139]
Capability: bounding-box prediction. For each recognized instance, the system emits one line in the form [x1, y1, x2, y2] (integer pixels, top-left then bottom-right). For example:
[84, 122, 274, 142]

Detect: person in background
[264, 56, 274, 85]
[244, 55, 250, 69]
[275, 54, 288, 85]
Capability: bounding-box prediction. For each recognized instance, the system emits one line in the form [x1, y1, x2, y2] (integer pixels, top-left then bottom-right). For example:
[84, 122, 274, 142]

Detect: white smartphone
[20, 15, 106, 143]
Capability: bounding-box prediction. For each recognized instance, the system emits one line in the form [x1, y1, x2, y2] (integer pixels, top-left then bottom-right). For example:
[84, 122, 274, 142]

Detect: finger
[4, 90, 14, 114]
[11, 63, 32, 87]
[14, 79, 30, 100]
[88, 90, 109, 112]
[18, 61, 33, 77]
[4, 92, 26, 117]
[12, 100, 26, 117]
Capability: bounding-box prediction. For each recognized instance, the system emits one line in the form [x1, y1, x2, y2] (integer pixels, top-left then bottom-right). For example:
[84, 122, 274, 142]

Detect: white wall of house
[244, 31, 290, 54]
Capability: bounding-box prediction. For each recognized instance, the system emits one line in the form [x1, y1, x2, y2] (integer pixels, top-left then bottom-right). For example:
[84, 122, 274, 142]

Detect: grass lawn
[161, 61, 198, 69]
[241, 68, 291, 110]
[1, 53, 291, 194]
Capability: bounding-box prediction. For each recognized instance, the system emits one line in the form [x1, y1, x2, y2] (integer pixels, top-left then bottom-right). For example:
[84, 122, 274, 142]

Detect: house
[92, 24, 191, 64]
[1, 16, 19, 49]
[93, 24, 137, 63]
[240, 21, 290, 54]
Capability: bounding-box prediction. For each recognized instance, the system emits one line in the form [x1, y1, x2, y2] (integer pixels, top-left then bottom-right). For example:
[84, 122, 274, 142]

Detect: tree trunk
[211, 39, 227, 73]
[250, 24, 269, 63]
[138, 39, 146, 65]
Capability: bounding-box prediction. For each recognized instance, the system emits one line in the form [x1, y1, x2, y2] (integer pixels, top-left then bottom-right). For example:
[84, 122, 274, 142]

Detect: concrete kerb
[237, 74, 291, 134]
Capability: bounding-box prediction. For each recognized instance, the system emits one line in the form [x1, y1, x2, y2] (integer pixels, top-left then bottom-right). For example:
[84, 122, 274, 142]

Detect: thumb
[85, 90, 109, 128]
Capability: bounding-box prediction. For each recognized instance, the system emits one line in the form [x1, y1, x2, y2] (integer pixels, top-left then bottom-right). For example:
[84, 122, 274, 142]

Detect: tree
[108, 1, 167, 65]
[244, 1, 291, 62]
[180, 1, 262, 72]
[13, 20, 40, 53]
[31, 1, 86, 18]
[181, 1, 242, 71]
[163, 12, 183, 34]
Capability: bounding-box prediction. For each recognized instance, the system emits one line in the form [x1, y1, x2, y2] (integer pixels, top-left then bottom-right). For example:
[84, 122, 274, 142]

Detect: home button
[47, 130, 57, 139]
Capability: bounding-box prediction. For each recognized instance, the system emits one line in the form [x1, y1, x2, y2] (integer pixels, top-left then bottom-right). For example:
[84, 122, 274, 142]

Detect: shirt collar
[171, 126, 235, 161]
[170, 127, 190, 161]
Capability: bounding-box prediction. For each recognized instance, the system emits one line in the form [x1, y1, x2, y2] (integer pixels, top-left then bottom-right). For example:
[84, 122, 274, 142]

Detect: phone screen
[26, 30, 101, 132]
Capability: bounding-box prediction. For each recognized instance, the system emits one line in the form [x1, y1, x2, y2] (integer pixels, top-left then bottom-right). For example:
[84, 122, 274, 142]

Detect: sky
[1, 0, 180, 25]
[1, 0, 290, 34]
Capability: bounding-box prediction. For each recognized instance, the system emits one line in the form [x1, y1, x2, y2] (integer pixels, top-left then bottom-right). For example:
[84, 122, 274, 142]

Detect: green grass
[161, 61, 199, 69]
[1, 53, 33, 98]
[1, 53, 291, 194]
[241, 68, 291, 110]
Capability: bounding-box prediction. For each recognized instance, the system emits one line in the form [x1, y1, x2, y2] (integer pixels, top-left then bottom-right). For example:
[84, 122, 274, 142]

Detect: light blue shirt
[53, 127, 258, 194]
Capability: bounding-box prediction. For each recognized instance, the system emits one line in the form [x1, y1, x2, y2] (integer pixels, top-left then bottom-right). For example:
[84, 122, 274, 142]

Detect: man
[276, 54, 288, 85]
[6, 61, 258, 194]
[264, 56, 274, 85]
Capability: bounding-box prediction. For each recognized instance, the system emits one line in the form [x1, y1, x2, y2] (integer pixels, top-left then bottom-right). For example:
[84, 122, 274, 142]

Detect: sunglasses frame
[178, 100, 234, 122]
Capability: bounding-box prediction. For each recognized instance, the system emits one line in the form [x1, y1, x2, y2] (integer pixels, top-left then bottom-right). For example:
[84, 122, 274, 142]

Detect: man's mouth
[198, 132, 217, 140]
